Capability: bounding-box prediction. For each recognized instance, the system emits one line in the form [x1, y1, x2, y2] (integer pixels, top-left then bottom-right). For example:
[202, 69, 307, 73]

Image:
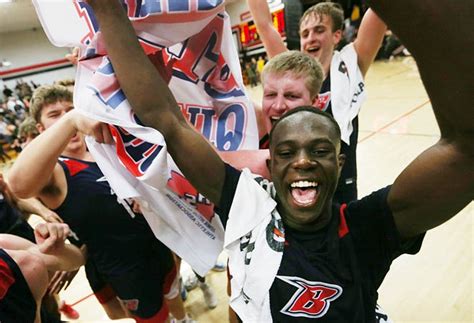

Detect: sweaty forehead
[271, 112, 337, 144]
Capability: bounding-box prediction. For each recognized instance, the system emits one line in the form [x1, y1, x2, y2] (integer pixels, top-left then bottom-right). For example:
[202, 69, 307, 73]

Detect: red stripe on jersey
[0, 258, 15, 299]
[338, 204, 349, 238]
[273, 227, 284, 238]
[63, 159, 89, 176]
[162, 265, 177, 296]
[94, 284, 117, 304]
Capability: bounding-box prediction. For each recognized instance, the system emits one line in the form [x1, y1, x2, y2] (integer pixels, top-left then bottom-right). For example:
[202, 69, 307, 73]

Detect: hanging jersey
[217, 165, 423, 322]
[0, 249, 36, 323]
[55, 157, 156, 275]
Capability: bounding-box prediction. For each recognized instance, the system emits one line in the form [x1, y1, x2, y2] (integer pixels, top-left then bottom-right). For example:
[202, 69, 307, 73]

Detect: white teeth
[271, 116, 280, 121]
[290, 181, 318, 188]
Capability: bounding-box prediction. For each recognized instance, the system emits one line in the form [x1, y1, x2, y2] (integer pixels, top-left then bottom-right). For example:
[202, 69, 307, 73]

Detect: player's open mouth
[289, 180, 319, 207]
[306, 46, 320, 55]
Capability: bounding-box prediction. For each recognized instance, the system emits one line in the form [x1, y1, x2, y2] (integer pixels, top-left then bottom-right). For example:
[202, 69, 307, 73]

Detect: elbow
[441, 134, 474, 159]
[7, 174, 35, 199]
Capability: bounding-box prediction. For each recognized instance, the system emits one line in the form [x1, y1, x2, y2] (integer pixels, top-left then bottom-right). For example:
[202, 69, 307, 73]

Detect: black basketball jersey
[0, 249, 36, 323]
[55, 157, 156, 275]
[218, 164, 423, 322]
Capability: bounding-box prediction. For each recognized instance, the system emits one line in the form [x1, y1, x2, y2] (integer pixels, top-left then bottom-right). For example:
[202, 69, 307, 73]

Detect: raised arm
[352, 9, 386, 77]
[87, 0, 226, 205]
[7, 113, 76, 200]
[247, 0, 288, 58]
[368, 0, 474, 239]
[8, 110, 112, 206]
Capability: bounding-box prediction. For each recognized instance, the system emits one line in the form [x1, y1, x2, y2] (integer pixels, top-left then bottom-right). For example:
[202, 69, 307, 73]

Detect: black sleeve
[346, 186, 425, 287]
[214, 163, 241, 229]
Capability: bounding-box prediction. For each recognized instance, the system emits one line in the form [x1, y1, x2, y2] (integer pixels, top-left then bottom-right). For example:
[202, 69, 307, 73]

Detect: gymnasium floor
[10, 57, 474, 322]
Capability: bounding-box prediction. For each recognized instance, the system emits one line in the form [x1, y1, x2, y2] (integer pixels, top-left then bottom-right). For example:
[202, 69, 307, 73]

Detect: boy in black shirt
[50, 0, 474, 321]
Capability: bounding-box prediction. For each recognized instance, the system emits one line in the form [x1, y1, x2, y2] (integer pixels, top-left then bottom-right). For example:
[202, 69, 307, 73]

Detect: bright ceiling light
[0, 0, 13, 3]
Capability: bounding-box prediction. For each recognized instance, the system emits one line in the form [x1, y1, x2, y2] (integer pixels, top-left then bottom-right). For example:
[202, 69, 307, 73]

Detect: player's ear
[266, 158, 272, 177]
[337, 153, 345, 175]
[333, 29, 342, 46]
[311, 94, 319, 107]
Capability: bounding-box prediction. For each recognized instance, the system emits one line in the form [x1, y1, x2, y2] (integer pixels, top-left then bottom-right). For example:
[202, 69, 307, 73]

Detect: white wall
[226, 0, 250, 26]
[225, 0, 283, 26]
[0, 28, 76, 89]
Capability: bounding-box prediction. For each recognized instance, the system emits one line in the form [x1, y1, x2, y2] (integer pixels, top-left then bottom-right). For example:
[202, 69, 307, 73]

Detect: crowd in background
[0, 80, 37, 162]
[0, 79, 77, 163]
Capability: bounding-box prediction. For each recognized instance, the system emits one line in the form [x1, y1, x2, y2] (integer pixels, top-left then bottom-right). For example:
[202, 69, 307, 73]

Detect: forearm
[15, 197, 46, 216]
[15, 197, 61, 223]
[390, 140, 474, 239]
[31, 243, 85, 273]
[0, 234, 35, 250]
[354, 9, 386, 76]
[88, 0, 185, 134]
[8, 113, 76, 198]
[247, 0, 287, 58]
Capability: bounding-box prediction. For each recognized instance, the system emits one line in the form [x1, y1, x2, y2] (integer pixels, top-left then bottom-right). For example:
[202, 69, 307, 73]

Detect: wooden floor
[4, 57, 473, 322]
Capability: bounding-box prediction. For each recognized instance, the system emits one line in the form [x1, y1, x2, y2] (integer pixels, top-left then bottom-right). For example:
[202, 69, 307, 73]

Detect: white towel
[330, 43, 366, 145]
[225, 169, 284, 322]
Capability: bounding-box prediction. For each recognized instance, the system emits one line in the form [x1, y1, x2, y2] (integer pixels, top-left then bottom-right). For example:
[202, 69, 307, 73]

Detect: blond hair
[261, 50, 324, 99]
[55, 78, 75, 88]
[30, 85, 72, 123]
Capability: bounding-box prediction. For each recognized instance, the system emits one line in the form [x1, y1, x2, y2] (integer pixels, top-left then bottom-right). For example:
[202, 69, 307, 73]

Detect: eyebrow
[274, 137, 334, 148]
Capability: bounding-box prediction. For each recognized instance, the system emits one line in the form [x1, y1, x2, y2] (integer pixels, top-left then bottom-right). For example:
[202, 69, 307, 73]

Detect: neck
[323, 61, 331, 78]
[279, 203, 333, 233]
[322, 49, 336, 77]
[62, 148, 93, 162]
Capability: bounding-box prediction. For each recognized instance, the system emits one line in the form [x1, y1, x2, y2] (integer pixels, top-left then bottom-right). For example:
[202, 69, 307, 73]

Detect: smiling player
[71, 0, 474, 321]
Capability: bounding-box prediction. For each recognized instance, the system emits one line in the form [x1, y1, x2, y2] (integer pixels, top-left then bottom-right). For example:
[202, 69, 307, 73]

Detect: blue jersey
[218, 165, 423, 322]
[55, 157, 157, 275]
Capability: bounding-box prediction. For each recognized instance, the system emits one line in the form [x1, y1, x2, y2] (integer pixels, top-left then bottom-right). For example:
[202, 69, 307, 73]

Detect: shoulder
[5, 249, 49, 302]
[346, 186, 392, 220]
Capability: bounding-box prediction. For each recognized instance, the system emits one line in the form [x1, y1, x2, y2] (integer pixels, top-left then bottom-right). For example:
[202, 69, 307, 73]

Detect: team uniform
[54, 157, 178, 321]
[0, 197, 65, 323]
[218, 164, 423, 322]
[0, 249, 37, 323]
[0, 194, 34, 242]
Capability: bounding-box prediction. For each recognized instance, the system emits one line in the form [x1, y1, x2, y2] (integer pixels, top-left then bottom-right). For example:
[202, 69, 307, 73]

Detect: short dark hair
[269, 106, 341, 147]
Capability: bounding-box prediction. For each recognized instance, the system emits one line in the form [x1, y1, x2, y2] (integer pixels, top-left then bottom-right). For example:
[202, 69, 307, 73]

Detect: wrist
[87, 0, 122, 14]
